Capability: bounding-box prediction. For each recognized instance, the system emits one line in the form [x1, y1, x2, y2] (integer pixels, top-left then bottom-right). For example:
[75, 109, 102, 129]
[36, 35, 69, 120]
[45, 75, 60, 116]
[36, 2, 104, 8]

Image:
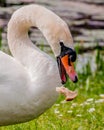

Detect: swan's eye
[69, 51, 77, 62]
[59, 42, 77, 63]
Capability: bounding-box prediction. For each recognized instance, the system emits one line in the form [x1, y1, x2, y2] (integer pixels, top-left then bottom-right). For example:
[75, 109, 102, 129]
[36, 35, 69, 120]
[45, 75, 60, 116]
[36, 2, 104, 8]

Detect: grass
[0, 29, 104, 130]
[0, 37, 104, 129]
[1, 69, 104, 130]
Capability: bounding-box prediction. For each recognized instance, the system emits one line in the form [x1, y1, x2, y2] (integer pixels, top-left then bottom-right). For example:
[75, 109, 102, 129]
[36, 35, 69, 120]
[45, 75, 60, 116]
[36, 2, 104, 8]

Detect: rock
[92, 15, 104, 21]
[86, 21, 104, 29]
[74, 35, 94, 42]
[0, 19, 7, 27]
[81, 29, 104, 40]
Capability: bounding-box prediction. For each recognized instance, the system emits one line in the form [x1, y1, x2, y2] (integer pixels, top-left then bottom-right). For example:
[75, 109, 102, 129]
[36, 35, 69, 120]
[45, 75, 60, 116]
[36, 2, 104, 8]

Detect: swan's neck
[8, 4, 73, 64]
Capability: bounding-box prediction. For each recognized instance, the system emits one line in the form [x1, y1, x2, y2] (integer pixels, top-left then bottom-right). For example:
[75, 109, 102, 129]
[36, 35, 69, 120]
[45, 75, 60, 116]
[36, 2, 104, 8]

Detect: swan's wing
[0, 51, 31, 108]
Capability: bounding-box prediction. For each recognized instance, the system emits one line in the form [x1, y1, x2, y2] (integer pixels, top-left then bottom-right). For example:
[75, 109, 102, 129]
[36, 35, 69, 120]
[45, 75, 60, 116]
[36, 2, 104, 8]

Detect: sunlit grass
[0, 61, 104, 130]
[0, 33, 104, 129]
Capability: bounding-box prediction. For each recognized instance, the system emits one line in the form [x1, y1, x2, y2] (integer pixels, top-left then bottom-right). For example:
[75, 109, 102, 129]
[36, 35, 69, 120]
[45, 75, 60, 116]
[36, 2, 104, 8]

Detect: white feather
[0, 4, 73, 125]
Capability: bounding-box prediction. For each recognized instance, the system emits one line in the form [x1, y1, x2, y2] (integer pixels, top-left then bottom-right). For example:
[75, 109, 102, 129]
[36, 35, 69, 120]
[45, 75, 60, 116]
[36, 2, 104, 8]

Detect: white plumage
[0, 4, 74, 126]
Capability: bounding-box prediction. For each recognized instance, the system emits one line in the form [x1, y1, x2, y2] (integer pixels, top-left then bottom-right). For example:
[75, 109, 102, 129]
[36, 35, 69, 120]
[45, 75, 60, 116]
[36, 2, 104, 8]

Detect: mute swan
[0, 4, 78, 126]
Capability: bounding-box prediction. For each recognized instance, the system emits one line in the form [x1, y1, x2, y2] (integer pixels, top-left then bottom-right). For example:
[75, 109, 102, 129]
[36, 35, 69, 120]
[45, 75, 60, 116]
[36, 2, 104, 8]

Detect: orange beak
[61, 55, 78, 83]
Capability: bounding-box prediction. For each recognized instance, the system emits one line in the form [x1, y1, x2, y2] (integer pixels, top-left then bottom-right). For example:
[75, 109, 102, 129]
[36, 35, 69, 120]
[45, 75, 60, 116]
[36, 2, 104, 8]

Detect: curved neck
[7, 4, 73, 62]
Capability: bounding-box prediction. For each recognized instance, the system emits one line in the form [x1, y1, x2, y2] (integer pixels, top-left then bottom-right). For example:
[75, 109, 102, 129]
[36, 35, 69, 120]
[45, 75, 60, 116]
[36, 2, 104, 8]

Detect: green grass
[0, 54, 104, 130]
[0, 36, 104, 130]
[1, 71, 104, 130]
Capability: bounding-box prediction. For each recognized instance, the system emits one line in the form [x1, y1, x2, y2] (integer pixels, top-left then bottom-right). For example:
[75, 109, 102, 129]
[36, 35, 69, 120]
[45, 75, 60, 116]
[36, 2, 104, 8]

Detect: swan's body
[0, 4, 76, 126]
[0, 51, 60, 125]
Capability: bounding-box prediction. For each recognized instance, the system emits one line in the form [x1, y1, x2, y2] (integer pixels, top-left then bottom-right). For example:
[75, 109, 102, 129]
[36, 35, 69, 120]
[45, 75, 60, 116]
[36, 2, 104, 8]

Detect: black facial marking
[59, 41, 77, 62]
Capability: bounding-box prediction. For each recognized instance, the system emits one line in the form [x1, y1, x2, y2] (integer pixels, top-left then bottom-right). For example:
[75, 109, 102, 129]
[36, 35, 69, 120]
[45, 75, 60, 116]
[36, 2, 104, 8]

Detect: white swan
[0, 4, 78, 126]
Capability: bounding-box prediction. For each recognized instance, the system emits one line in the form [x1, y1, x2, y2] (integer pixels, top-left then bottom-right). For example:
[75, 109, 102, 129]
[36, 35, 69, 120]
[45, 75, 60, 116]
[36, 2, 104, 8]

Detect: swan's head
[57, 42, 78, 84]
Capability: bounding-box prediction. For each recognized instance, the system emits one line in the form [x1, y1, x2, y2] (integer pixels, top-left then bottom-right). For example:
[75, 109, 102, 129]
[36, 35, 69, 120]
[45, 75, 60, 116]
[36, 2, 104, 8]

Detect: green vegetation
[0, 42, 104, 129]
[1, 62, 104, 130]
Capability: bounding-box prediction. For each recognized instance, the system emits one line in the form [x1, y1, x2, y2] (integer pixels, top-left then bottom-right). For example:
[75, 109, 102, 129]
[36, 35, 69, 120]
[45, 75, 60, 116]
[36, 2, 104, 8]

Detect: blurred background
[0, 0, 104, 74]
[0, 1, 104, 129]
